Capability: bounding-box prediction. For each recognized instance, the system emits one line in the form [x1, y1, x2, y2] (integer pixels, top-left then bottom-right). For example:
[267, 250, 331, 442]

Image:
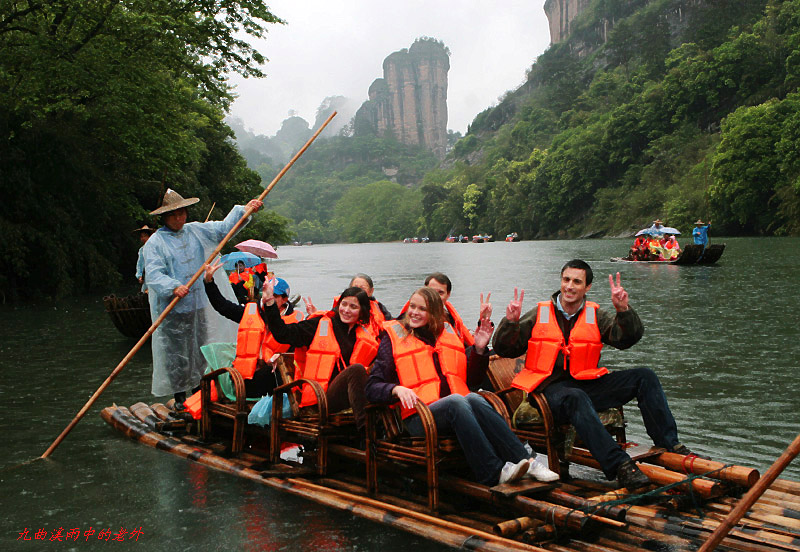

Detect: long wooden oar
[41, 111, 337, 459]
[698, 431, 800, 552]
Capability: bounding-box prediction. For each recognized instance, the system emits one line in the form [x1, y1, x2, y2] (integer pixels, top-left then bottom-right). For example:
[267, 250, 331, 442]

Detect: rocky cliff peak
[544, 0, 593, 44]
[353, 37, 450, 159]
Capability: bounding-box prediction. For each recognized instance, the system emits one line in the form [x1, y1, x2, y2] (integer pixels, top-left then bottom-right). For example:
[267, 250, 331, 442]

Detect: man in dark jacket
[493, 259, 704, 489]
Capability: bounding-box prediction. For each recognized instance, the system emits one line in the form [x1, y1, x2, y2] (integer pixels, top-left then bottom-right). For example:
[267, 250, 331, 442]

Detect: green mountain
[247, 0, 800, 242]
[429, 0, 799, 238]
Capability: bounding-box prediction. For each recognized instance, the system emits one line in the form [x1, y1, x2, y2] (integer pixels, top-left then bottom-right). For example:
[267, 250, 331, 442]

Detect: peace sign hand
[203, 259, 224, 283]
[479, 292, 492, 323]
[609, 272, 629, 312]
[505, 287, 525, 323]
[261, 278, 276, 307]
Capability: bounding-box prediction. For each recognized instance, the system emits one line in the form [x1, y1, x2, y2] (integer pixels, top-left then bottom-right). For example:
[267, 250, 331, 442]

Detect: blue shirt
[693, 224, 710, 247]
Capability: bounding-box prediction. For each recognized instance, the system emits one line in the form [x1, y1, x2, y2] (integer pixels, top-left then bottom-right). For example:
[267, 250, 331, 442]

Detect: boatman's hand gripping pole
[40, 112, 338, 459]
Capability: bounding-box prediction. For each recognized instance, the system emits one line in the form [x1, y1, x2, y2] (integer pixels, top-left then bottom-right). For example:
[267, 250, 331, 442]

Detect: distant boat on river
[611, 243, 726, 265]
[103, 292, 151, 338]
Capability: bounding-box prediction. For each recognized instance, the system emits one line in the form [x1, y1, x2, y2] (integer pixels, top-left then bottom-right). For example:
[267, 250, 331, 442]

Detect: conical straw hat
[150, 188, 199, 215]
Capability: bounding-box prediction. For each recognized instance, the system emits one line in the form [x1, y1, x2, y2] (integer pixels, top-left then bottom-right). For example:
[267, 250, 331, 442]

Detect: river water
[2, 237, 799, 550]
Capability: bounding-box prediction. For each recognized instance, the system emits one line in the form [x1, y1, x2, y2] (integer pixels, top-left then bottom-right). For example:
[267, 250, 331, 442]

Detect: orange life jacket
[298, 314, 379, 407]
[184, 382, 219, 420]
[261, 309, 303, 359]
[186, 305, 302, 420]
[511, 301, 608, 392]
[385, 320, 469, 419]
[368, 300, 387, 337]
[399, 299, 475, 347]
[232, 302, 266, 379]
[446, 301, 475, 347]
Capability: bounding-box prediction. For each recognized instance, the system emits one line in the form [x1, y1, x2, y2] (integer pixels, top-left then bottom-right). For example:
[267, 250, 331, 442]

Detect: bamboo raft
[103, 292, 151, 338]
[101, 401, 800, 551]
[611, 244, 726, 265]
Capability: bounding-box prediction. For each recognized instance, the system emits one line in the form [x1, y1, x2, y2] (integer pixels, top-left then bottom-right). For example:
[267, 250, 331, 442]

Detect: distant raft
[103, 292, 151, 338]
[612, 243, 725, 265]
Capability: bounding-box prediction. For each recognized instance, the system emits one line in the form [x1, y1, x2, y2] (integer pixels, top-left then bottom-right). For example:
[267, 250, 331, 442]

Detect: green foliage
[235, 210, 295, 247]
[333, 181, 422, 242]
[430, 0, 800, 239]
[0, 0, 284, 300]
[259, 135, 437, 243]
[710, 92, 800, 234]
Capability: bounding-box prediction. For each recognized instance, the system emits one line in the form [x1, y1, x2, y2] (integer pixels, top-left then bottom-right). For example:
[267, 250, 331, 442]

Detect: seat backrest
[275, 353, 301, 417]
[487, 355, 526, 412]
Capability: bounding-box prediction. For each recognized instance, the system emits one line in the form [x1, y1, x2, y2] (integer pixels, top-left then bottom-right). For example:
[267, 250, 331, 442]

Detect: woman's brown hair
[400, 287, 446, 338]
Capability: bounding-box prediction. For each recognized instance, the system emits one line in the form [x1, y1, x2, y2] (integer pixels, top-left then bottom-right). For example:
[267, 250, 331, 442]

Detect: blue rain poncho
[143, 205, 250, 397]
[693, 224, 710, 247]
[135, 248, 148, 292]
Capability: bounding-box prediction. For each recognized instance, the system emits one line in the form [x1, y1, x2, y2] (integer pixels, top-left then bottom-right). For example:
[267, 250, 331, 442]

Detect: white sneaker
[498, 459, 530, 485]
[526, 455, 559, 482]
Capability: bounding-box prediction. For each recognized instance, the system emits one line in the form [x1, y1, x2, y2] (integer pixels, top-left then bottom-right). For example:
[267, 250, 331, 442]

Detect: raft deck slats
[101, 402, 800, 552]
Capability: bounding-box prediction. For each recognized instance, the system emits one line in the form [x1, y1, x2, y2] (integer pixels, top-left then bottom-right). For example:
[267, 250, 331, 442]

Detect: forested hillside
[4, 0, 800, 300]
[247, 0, 800, 244]
[0, 1, 292, 301]
[424, 0, 800, 239]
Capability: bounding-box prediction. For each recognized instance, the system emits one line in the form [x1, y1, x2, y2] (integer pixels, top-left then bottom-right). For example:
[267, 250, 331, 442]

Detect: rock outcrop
[544, 0, 593, 44]
[354, 38, 449, 159]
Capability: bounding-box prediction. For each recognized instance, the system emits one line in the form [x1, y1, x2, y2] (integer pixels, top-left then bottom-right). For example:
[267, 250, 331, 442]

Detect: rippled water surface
[2, 237, 799, 550]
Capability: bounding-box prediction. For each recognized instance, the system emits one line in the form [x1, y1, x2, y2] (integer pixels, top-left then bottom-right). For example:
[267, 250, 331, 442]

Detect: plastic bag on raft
[200, 342, 238, 400]
[279, 443, 303, 463]
[247, 394, 293, 426]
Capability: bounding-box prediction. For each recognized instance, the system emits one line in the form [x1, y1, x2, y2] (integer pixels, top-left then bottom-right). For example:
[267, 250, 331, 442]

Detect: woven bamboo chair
[365, 390, 510, 512]
[269, 359, 359, 475]
[200, 353, 295, 455]
[487, 355, 627, 478]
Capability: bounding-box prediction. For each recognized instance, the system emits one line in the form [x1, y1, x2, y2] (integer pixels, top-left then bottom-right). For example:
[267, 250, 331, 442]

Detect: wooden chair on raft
[487, 355, 627, 478]
[268, 360, 360, 476]
[365, 390, 511, 512]
[199, 353, 296, 456]
[199, 365, 250, 455]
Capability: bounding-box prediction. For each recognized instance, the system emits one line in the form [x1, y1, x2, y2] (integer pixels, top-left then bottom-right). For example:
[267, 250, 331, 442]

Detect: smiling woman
[365, 286, 558, 486]
[261, 282, 378, 431]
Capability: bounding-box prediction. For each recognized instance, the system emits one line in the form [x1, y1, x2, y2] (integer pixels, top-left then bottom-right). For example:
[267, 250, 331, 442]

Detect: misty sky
[227, 0, 553, 137]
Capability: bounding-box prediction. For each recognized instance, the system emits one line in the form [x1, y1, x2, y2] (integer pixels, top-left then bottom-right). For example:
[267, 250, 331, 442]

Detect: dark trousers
[543, 368, 680, 479]
[405, 393, 529, 486]
[326, 364, 368, 430]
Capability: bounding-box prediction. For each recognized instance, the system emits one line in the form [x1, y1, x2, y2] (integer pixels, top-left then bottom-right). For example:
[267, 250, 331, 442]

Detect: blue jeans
[543, 368, 680, 479]
[405, 393, 528, 486]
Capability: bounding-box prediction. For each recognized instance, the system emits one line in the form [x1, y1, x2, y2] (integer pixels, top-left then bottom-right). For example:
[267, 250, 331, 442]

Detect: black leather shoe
[670, 444, 711, 460]
[616, 460, 650, 490]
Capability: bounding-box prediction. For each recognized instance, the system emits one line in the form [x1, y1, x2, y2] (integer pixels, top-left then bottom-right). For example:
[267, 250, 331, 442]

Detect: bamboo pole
[637, 463, 724, 498]
[650, 451, 760, 488]
[494, 516, 542, 537]
[203, 202, 216, 222]
[698, 432, 800, 552]
[41, 112, 337, 459]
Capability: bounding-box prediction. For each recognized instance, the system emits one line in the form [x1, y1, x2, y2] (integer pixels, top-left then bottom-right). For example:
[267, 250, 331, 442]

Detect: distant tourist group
[626, 218, 711, 261]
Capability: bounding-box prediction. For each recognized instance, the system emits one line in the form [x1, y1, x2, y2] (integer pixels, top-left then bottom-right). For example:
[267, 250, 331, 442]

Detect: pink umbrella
[235, 239, 278, 259]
